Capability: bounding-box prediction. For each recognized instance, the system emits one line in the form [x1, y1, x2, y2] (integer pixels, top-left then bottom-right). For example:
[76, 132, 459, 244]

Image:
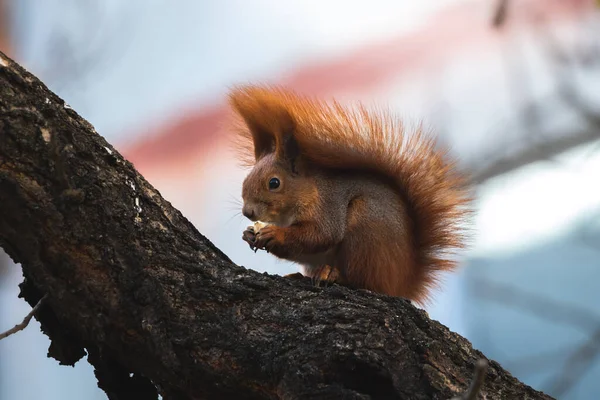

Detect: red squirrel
[230, 85, 470, 304]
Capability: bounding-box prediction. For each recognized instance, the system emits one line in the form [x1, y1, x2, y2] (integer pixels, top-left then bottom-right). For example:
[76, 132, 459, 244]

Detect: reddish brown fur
[229, 85, 471, 304]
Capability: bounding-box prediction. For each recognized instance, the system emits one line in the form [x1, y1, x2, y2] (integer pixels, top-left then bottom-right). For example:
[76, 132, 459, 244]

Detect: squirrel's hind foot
[283, 272, 305, 280]
[309, 264, 344, 288]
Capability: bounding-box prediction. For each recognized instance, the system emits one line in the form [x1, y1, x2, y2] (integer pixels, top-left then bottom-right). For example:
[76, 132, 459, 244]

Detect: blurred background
[1, 0, 599, 399]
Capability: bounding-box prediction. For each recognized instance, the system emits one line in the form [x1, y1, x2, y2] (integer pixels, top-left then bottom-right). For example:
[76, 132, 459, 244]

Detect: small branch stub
[452, 359, 490, 400]
[0, 294, 47, 341]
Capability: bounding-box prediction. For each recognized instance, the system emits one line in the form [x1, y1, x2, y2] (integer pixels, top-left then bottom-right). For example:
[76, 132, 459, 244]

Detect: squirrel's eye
[268, 177, 280, 190]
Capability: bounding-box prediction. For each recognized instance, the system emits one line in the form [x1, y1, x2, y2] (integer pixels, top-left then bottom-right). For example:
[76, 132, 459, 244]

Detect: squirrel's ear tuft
[229, 85, 297, 162]
[276, 128, 300, 173]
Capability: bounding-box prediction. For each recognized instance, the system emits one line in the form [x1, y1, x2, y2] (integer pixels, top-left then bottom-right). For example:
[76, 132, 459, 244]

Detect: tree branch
[451, 359, 489, 400]
[491, 0, 509, 28]
[0, 294, 47, 340]
[0, 50, 553, 399]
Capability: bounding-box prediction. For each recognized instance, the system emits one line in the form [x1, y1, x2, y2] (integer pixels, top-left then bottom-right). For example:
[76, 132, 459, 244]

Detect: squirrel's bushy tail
[229, 85, 471, 302]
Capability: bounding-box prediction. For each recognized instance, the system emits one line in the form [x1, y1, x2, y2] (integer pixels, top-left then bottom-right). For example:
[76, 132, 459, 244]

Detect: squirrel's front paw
[254, 225, 285, 253]
[242, 226, 258, 252]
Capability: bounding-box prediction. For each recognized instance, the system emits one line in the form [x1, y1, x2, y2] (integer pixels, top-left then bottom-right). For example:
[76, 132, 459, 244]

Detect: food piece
[253, 221, 270, 233]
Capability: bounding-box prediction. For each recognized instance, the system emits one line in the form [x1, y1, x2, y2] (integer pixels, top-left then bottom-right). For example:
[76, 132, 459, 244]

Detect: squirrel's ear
[229, 86, 297, 162]
[275, 128, 300, 173]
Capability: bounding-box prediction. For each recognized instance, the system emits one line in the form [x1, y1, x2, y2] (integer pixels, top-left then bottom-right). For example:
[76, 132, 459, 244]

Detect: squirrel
[229, 85, 471, 304]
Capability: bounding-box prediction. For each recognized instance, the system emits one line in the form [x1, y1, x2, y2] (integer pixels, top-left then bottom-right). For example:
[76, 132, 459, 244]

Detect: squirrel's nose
[242, 205, 256, 221]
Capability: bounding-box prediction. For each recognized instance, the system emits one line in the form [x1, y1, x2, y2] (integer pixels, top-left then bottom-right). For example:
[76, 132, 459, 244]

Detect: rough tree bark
[0, 51, 553, 400]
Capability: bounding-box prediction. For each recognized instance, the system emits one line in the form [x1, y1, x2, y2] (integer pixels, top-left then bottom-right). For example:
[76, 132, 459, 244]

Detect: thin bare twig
[470, 277, 600, 332]
[452, 358, 489, 400]
[536, 22, 600, 129]
[472, 277, 600, 396]
[473, 7, 600, 184]
[470, 126, 600, 184]
[545, 327, 600, 397]
[492, 0, 510, 28]
[0, 294, 48, 340]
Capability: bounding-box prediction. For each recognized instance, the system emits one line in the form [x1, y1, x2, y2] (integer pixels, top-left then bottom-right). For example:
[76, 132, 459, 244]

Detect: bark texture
[0, 51, 553, 400]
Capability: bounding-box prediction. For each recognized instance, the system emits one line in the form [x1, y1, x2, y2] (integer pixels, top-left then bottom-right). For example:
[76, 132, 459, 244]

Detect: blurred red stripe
[122, 0, 593, 172]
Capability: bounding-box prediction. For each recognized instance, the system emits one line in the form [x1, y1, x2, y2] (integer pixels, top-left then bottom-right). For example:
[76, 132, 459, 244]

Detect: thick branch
[0, 51, 552, 399]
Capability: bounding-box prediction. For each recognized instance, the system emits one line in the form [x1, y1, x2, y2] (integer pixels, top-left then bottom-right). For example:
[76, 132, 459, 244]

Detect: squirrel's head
[240, 151, 313, 227]
[230, 86, 314, 226]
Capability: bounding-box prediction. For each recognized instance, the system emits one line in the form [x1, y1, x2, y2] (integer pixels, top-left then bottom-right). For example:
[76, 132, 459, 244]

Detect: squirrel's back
[230, 85, 471, 303]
